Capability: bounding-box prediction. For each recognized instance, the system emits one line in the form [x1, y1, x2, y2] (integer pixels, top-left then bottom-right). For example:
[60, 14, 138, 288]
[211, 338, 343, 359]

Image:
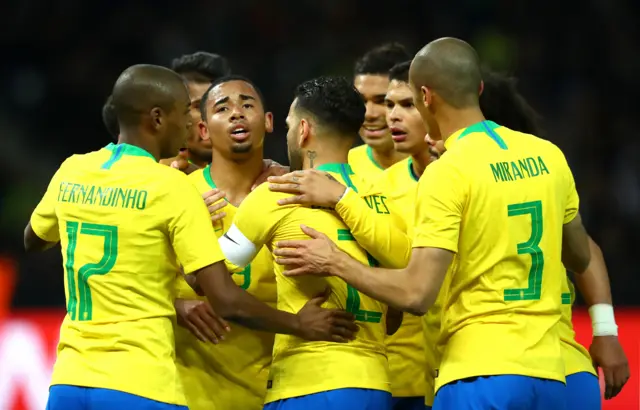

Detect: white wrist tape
[337, 187, 350, 203]
[588, 303, 618, 336]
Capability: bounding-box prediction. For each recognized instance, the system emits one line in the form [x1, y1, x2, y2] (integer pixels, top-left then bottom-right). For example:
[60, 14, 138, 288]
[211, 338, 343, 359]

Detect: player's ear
[264, 112, 274, 134]
[150, 107, 163, 129]
[421, 86, 432, 108]
[298, 118, 310, 147]
[198, 121, 210, 141]
[478, 80, 484, 96]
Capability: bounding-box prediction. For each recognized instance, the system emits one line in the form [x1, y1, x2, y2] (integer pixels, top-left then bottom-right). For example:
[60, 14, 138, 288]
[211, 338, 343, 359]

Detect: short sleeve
[167, 175, 225, 274]
[218, 184, 284, 268]
[30, 161, 68, 243]
[412, 158, 467, 253]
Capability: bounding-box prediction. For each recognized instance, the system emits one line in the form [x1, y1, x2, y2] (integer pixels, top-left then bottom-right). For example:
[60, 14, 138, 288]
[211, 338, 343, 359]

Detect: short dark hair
[171, 51, 231, 83]
[354, 43, 411, 76]
[388, 61, 411, 83]
[480, 70, 543, 136]
[102, 95, 119, 139]
[199, 75, 266, 121]
[294, 76, 365, 136]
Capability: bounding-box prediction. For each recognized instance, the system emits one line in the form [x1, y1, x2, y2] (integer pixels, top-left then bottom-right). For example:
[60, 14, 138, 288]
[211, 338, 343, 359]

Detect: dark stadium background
[0, 1, 638, 408]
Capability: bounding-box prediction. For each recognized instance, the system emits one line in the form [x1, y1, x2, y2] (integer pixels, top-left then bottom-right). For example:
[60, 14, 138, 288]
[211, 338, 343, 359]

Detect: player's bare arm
[269, 169, 412, 269]
[268, 169, 347, 208]
[251, 160, 290, 191]
[23, 222, 58, 252]
[193, 260, 359, 342]
[274, 225, 453, 315]
[175, 298, 231, 344]
[562, 213, 591, 274]
[571, 236, 629, 399]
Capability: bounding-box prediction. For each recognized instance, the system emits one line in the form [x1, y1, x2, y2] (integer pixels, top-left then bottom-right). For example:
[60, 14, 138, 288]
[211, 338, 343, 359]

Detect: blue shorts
[433, 375, 566, 410]
[46, 385, 188, 410]
[391, 396, 426, 410]
[566, 372, 601, 410]
[263, 388, 392, 410]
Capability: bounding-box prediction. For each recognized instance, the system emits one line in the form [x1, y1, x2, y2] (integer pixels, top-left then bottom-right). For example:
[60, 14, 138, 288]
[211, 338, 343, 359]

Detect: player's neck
[438, 106, 485, 144]
[117, 133, 160, 161]
[208, 150, 264, 207]
[411, 149, 431, 178]
[371, 146, 406, 169]
[188, 156, 209, 168]
[302, 149, 349, 170]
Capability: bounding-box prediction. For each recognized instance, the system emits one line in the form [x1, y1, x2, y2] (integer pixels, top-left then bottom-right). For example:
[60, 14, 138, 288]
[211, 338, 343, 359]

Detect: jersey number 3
[65, 222, 118, 321]
[504, 200, 543, 301]
[337, 229, 382, 323]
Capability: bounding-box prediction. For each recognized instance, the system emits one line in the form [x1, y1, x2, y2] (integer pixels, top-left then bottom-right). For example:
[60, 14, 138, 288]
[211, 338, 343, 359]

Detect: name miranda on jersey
[57, 181, 148, 210]
[490, 156, 550, 183]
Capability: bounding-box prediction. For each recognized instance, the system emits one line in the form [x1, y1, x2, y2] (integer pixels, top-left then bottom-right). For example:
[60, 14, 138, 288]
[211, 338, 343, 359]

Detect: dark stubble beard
[288, 147, 303, 171]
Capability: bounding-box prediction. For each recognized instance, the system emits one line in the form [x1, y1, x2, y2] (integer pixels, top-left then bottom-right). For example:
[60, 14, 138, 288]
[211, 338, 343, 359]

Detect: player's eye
[401, 102, 414, 108]
[385, 101, 394, 109]
[243, 104, 254, 109]
[216, 107, 228, 113]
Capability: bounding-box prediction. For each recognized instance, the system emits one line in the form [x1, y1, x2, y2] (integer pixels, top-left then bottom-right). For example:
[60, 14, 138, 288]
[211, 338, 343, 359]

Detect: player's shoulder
[55, 146, 113, 175]
[384, 157, 411, 179]
[186, 167, 208, 189]
[348, 144, 367, 160]
[187, 167, 205, 180]
[244, 182, 289, 210]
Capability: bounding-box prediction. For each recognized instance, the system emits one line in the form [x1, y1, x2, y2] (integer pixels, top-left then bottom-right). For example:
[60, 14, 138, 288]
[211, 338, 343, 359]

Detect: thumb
[308, 287, 331, 305]
[171, 161, 180, 169]
[300, 224, 323, 239]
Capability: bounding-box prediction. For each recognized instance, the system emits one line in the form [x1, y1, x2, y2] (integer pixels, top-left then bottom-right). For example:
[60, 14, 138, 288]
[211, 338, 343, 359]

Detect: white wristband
[337, 187, 350, 203]
[588, 303, 618, 337]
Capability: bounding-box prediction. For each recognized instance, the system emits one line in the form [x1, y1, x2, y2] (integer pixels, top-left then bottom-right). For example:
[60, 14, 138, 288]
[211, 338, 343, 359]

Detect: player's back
[426, 121, 575, 390]
[238, 164, 389, 403]
[50, 143, 193, 405]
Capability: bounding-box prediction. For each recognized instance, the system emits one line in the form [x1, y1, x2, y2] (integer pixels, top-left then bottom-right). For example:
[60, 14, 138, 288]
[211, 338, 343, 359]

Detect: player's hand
[295, 288, 359, 343]
[267, 169, 347, 208]
[274, 225, 339, 277]
[202, 189, 227, 223]
[425, 133, 444, 161]
[590, 335, 630, 399]
[159, 149, 201, 175]
[175, 299, 231, 344]
[251, 160, 290, 191]
[183, 273, 205, 296]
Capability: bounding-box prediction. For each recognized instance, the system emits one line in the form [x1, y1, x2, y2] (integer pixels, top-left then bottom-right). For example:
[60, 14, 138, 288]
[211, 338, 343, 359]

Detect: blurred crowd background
[1, 0, 638, 309]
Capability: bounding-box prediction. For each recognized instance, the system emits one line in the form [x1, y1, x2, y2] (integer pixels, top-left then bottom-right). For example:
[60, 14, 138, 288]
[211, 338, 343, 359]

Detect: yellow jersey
[219, 163, 390, 403]
[560, 276, 596, 376]
[377, 158, 431, 401]
[29, 143, 224, 406]
[413, 121, 578, 391]
[174, 165, 277, 410]
[348, 144, 385, 181]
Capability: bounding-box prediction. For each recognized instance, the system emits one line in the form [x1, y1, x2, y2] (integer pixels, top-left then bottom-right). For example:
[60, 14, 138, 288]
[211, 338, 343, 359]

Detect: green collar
[203, 164, 217, 189]
[102, 143, 156, 170]
[366, 145, 384, 170]
[407, 158, 419, 182]
[448, 120, 508, 150]
[316, 163, 354, 174]
[104, 143, 156, 160]
[316, 163, 358, 193]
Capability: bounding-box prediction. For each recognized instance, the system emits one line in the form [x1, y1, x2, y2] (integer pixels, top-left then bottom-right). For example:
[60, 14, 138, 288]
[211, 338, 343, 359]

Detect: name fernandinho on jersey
[57, 181, 148, 210]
